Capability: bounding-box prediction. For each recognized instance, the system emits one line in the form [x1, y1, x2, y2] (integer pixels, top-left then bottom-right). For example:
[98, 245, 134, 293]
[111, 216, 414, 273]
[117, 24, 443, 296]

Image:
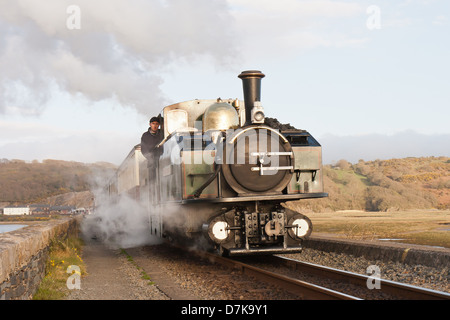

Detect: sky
[0, 0, 449, 165]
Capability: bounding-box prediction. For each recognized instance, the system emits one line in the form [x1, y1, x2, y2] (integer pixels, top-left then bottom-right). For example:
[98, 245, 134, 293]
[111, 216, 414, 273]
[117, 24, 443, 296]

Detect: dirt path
[66, 237, 168, 300]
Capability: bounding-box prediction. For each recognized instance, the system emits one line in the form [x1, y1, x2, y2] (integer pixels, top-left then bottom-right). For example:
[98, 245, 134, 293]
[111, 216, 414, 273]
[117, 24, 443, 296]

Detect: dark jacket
[141, 129, 163, 161]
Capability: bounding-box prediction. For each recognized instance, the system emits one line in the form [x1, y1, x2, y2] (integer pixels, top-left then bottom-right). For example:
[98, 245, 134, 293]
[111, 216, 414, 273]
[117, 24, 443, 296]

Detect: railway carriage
[109, 70, 327, 255]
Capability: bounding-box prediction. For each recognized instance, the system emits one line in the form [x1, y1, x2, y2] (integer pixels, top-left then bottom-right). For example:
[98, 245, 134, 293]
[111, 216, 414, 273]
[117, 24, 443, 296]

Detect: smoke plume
[0, 0, 237, 116]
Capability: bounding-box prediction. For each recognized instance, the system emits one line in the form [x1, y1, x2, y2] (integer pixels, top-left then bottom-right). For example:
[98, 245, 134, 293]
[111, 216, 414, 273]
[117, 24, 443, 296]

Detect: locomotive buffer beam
[214, 209, 308, 255]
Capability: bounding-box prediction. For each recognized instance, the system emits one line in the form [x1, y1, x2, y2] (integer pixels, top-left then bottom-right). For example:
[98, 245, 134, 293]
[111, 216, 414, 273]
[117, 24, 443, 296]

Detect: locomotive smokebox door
[222, 127, 294, 195]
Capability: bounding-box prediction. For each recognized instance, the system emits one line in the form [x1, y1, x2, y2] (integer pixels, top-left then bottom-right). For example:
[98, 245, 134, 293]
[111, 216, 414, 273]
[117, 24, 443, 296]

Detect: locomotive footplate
[226, 246, 303, 256]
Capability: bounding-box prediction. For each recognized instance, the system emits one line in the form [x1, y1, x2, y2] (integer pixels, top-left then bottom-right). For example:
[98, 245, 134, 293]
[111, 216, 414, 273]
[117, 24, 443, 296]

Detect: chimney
[238, 70, 265, 126]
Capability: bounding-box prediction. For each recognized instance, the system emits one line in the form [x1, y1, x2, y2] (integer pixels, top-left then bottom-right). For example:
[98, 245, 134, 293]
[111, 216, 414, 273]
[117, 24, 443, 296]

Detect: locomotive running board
[181, 192, 328, 204]
[226, 246, 303, 256]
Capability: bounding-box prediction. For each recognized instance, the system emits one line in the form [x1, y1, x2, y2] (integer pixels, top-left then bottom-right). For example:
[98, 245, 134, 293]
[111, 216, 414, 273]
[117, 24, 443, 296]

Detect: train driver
[141, 116, 163, 164]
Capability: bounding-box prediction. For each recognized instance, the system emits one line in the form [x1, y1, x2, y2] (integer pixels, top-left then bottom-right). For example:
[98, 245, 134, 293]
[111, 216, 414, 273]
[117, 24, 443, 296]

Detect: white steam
[0, 0, 237, 115]
[82, 193, 160, 249]
[82, 166, 161, 249]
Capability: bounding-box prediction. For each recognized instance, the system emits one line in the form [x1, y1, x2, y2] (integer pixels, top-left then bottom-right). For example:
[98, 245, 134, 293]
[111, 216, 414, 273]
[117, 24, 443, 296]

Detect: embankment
[0, 217, 79, 300]
[305, 236, 450, 268]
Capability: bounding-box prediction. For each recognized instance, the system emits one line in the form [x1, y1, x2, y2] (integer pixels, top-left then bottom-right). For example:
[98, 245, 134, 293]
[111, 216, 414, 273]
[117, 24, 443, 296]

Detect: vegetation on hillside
[0, 159, 116, 205]
[289, 156, 450, 212]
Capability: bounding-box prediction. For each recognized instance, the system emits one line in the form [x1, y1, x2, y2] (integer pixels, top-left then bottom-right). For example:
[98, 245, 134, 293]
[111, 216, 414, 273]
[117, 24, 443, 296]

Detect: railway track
[266, 255, 450, 300]
[192, 249, 450, 300]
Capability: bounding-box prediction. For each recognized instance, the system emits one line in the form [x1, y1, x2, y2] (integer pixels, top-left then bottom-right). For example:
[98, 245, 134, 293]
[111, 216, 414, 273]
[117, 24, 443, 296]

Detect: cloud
[433, 15, 448, 26]
[0, 0, 237, 116]
[0, 121, 136, 164]
[0, 120, 64, 143]
[320, 130, 450, 164]
[227, 0, 366, 56]
[229, 0, 362, 18]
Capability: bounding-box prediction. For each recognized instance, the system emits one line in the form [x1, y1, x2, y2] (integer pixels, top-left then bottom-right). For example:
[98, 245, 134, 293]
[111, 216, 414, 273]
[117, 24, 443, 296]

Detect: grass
[353, 172, 372, 186]
[33, 236, 86, 300]
[400, 231, 449, 247]
[0, 215, 54, 222]
[119, 248, 154, 285]
[33, 240, 155, 299]
[308, 210, 450, 248]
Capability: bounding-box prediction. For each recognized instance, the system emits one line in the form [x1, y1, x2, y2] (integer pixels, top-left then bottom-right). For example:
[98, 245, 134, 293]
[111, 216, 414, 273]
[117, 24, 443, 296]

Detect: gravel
[135, 245, 296, 300]
[115, 253, 170, 300]
[282, 248, 449, 293]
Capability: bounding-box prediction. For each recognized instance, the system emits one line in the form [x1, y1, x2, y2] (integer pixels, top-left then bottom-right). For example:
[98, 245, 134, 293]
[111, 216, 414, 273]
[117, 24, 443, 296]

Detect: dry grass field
[307, 210, 450, 249]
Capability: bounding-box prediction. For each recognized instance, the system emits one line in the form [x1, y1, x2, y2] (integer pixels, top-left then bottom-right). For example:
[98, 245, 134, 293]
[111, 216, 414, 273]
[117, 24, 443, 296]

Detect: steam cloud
[0, 0, 237, 116]
[81, 192, 160, 249]
[82, 168, 160, 249]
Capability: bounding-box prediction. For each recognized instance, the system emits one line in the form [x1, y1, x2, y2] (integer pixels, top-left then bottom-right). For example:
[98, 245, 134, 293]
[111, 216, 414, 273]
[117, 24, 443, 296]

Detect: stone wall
[0, 217, 79, 300]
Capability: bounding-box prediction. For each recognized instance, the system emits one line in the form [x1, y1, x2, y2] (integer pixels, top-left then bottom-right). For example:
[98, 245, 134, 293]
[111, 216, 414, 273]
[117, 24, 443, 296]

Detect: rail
[268, 255, 450, 300]
[189, 248, 450, 300]
[195, 250, 360, 300]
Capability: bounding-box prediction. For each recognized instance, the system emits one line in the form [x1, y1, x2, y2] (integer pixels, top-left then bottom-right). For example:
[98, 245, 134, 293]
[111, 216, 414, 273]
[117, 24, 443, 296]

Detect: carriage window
[166, 109, 188, 134]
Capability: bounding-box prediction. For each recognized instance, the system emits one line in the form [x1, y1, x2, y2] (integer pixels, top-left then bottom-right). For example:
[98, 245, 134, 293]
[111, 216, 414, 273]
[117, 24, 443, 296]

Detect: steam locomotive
[107, 70, 327, 255]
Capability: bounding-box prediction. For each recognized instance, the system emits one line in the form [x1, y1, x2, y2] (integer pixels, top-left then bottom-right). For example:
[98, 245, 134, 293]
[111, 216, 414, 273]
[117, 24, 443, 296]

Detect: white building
[3, 206, 30, 215]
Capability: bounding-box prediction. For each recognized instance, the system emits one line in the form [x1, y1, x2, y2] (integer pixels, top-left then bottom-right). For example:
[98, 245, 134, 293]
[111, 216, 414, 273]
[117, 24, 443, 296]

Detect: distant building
[49, 206, 76, 214]
[3, 206, 30, 215]
[29, 204, 50, 215]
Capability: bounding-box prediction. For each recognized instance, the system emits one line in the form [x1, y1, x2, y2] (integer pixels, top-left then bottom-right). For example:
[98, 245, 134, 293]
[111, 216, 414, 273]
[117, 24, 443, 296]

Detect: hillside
[289, 156, 450, 212]
[0, 159, 116, 205]
[45, 191, 95, 208]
